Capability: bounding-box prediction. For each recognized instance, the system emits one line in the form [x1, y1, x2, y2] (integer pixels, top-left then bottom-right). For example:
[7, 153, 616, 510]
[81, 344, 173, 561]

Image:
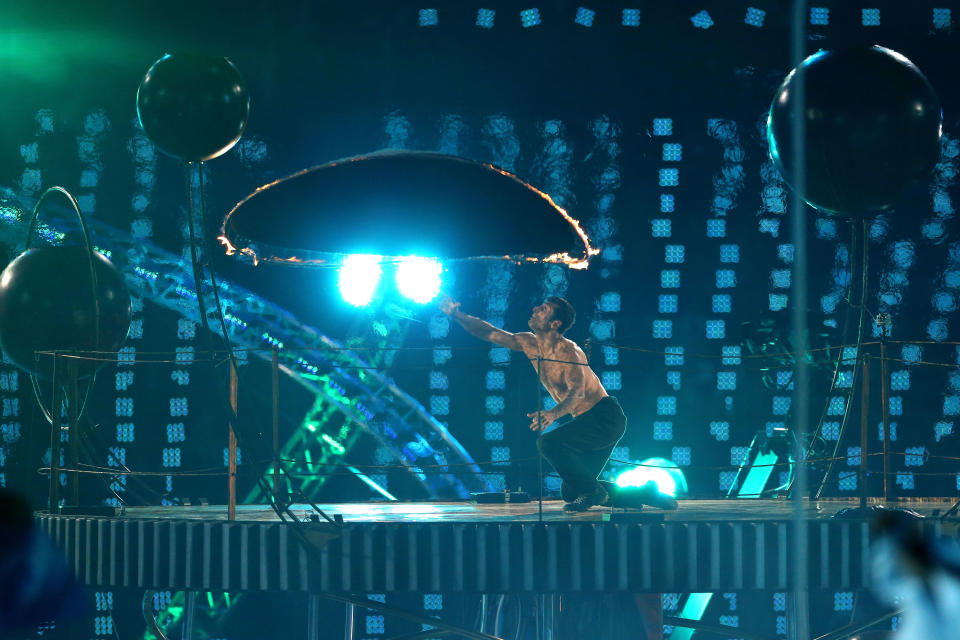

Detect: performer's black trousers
[536, 396, 626, 501]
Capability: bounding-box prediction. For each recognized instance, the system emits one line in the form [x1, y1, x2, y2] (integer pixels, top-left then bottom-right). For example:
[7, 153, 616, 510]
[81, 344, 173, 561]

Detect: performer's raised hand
[439, 296, 461, 316]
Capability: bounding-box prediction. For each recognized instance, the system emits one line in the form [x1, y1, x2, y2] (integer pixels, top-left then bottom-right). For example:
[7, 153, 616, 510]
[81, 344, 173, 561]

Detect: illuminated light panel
[734, 450, 777, 498]
[520, 8, 541, 27]
[338, 254, 382, 307]
[810, 7, 829, 25]
[476, 8, 495, 28]
[933, 8, 951, 29]
[418, 8, 439, 26]
[396, 256, 442, 303]
[574, 7, 595, 26]
[691, 10, 714, 28]
[615, 457, 688, 496]
[745, 7, 766, 27]
[672, 593, 714, 640]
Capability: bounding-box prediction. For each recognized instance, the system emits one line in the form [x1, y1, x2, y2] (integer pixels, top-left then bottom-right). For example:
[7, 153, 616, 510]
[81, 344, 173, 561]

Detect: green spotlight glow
[614, 457, 688, 497]
[321, 433, 345, 454]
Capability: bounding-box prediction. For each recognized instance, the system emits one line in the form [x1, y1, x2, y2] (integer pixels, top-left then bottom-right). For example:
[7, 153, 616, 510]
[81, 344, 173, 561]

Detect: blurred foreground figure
[0, 489, 86, 634]
[871, 509, 960, 640]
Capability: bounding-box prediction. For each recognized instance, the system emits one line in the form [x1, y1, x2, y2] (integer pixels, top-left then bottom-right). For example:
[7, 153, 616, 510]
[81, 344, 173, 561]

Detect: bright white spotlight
[395, 256, 442, 304]
[338, 254, 382, 306]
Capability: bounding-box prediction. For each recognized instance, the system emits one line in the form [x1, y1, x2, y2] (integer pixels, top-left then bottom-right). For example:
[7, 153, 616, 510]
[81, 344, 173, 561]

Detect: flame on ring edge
[218, 156, 600, 269]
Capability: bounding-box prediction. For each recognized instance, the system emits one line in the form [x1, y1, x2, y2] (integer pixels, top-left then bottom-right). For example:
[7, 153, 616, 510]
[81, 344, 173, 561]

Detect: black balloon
[767, 46, 942, 215]
[0, 247, 132, 379]
[136, 54, 250, 162]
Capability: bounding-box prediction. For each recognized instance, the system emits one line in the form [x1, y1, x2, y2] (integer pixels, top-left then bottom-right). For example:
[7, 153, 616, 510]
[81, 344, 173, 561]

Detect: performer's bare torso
[514, 333, 608, 418]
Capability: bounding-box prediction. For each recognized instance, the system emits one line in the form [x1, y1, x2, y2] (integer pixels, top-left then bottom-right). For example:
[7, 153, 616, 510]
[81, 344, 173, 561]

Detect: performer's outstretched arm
[440, 297, 530, 351]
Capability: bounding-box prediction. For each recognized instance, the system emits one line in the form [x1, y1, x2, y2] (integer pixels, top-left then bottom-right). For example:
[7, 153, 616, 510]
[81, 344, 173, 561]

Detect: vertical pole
[183, 591, 197, 640]
[859, 354, 870, 509]
[540, 593, 559, 640]
[344, 602, 355, 640]
[536, 356, 544, 523]
[228, 362, 238, 521]
[787, 1, 810, 640]
[879, 333, 890, 501]
[48, 353, 62, 511]
[306, 594, 320, 640]
[479, 594, 489, 633]
[272, 347, 280, 499]
[67, 357, 80, 506]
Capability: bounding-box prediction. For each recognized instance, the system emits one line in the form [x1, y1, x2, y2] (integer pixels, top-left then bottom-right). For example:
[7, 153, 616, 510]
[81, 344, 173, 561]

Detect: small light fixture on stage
[395, 256, 442, 304]
[338, 254, 382, 307]
[615, 457, 688, 497]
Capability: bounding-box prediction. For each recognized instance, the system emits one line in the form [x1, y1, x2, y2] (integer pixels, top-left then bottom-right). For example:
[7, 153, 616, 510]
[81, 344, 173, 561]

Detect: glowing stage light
[615, 457, 688, 497]
[338, 254, 382, 306]
[396, 256, 442, 304]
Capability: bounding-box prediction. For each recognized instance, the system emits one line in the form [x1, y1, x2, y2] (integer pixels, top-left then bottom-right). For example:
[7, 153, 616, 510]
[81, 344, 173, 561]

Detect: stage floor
[37, 497, 960, 594]
[111, 496, 960, 523]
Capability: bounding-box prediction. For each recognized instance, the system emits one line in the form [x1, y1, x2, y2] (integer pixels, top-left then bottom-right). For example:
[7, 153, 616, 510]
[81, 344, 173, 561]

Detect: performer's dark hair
[546, 296, 576, 334]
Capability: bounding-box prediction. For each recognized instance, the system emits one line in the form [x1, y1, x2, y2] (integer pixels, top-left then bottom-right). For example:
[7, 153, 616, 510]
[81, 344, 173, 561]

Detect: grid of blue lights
[933, 8, 951, 29]
[520, 8, 541, 27]
[745, 7, 766, 27]
[622, 8, 640, 26]
[574, 6, 595, 27]
[418, 8, 438, 26]
[691, 10, 714, 29]
[476, 8, 495, 28]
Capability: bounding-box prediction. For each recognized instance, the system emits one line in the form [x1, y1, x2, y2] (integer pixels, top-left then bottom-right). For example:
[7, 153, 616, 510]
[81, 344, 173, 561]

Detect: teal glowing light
[396, 256, 442, 303]
[338, 254, 382, 306]
[736, 450, 777, 499]
[615, 457, 688, 497]
[672, 593, 714, 640]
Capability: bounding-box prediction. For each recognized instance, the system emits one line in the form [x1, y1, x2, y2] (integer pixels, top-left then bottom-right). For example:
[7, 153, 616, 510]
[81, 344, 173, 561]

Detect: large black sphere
[136, 54, 250, 162]
[767, 46, 942, 216]
[0, 247, 132, 379]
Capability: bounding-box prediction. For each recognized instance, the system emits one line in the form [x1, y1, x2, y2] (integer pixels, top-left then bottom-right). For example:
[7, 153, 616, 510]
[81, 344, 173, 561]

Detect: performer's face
[528, 301, 557, 332]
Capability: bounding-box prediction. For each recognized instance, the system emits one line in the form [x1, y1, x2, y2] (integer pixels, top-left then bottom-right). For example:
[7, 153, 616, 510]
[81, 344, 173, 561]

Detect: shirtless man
[440, 295, 626, 511]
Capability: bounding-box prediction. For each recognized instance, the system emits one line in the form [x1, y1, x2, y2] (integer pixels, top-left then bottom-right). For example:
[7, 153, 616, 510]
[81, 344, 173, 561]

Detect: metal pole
[307, 594, 320, 640]
[67, 356, 80, 506]
[228, 362, 238, 521]
[859, 354, 870, 509]
[344, 602, 355, 640]
[479, 594, 488, 633]
[48, 353, 62, 511]
[536, 356, 543, 522]
[879, 325, 890, 501]
[540, 594, 558, 640]
[787, 2, 810, 640]
[272, 347, 281, 499]
[182, 591, 196, 640]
